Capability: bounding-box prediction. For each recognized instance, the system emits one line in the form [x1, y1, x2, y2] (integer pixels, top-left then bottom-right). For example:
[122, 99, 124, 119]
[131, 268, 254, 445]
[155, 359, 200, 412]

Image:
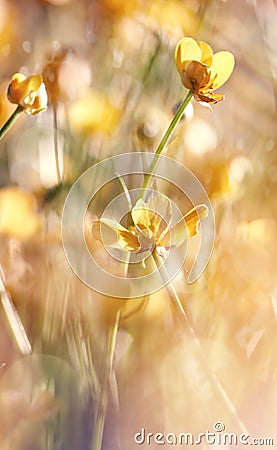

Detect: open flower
[175, 37, 234, 104]
[7, 73, 48, 114]
[92, 195, 208, 258]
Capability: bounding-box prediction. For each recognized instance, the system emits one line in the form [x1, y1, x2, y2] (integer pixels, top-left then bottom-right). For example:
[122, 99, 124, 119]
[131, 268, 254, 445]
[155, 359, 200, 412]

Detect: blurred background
[0, 0, 277, 449]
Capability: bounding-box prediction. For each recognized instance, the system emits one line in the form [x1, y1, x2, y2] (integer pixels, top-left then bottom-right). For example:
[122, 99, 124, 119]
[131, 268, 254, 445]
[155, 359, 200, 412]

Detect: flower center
[137, 229, 155, 254]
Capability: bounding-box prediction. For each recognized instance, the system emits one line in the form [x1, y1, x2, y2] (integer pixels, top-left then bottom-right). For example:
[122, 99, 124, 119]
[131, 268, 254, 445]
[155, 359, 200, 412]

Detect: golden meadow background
[0, 0, 277, 449]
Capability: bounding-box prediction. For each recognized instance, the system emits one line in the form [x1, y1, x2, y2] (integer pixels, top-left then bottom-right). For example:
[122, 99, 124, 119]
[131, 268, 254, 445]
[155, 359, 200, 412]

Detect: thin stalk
[0, 266, 32, 355]
[53, 105, 62, 184]
[152, 252, 248, 435]
[91, 310, 121, 450]
[137, 90, 193, 200]
[0, 105, 23, 140]
[142, 38, 162, 84]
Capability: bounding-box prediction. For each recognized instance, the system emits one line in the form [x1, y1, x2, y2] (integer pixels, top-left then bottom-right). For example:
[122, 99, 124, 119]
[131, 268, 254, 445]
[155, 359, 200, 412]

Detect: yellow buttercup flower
[92, 195, 208, 258]
[146, 0, 199, 40]
[7, 73, 48, 115]
[175, 37, 235, 104]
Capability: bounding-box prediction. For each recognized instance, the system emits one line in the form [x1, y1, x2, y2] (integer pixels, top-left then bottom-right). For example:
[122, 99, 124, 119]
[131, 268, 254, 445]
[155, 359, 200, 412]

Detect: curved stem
[137, 90, 193, 200]
[0, 105, 23, 141]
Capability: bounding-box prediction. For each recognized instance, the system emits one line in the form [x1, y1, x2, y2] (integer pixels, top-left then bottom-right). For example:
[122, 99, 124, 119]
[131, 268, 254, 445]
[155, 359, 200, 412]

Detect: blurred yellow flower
[0, 186, 42, 240]
[175, 37, 235, 104]
[146, 1, 198, 40]
[7, 73, 48, 115]
[69, 88, 121, 136]
[97, 0, 138, 16]
[92, 195, 208, 257]
[0, 0, 17, 61]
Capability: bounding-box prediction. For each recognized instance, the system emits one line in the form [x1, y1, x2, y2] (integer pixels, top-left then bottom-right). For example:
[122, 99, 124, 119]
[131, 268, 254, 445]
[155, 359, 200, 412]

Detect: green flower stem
[152, 251, 248, 435]
[0, 105, 23, 141]
[137, 90, 193, 200]
[142, 38, 162, 84]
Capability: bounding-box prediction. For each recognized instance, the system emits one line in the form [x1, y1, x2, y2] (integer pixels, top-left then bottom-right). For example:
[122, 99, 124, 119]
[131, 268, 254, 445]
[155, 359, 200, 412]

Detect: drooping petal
[169, 204, 208, 247]
[209, 51, 235, 90]
[194, 90, 225, 104]
[175, 37, 202, 76]
[92, 218, 140, 252]
[197, 40, 213, 66]
[92, 219, 120, 248]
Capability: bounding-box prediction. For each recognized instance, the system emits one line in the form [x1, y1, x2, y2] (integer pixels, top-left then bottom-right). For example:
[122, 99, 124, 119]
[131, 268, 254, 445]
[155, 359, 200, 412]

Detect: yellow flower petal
[23, 83, 48, 115]
[26, 74, 43, 92]
[209, 51, 235, 90]
[92, 218, 140, 252]
[92, 218, 125, 248]
[175, 37, 202, 76]
[197, 40, 213, 66]
[132, 196, 171, 240]
[10, 73, 26, 84]
[117, 228, 140, 252]
[169, 204, 208, 247]
[7, 73, 27, 104]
